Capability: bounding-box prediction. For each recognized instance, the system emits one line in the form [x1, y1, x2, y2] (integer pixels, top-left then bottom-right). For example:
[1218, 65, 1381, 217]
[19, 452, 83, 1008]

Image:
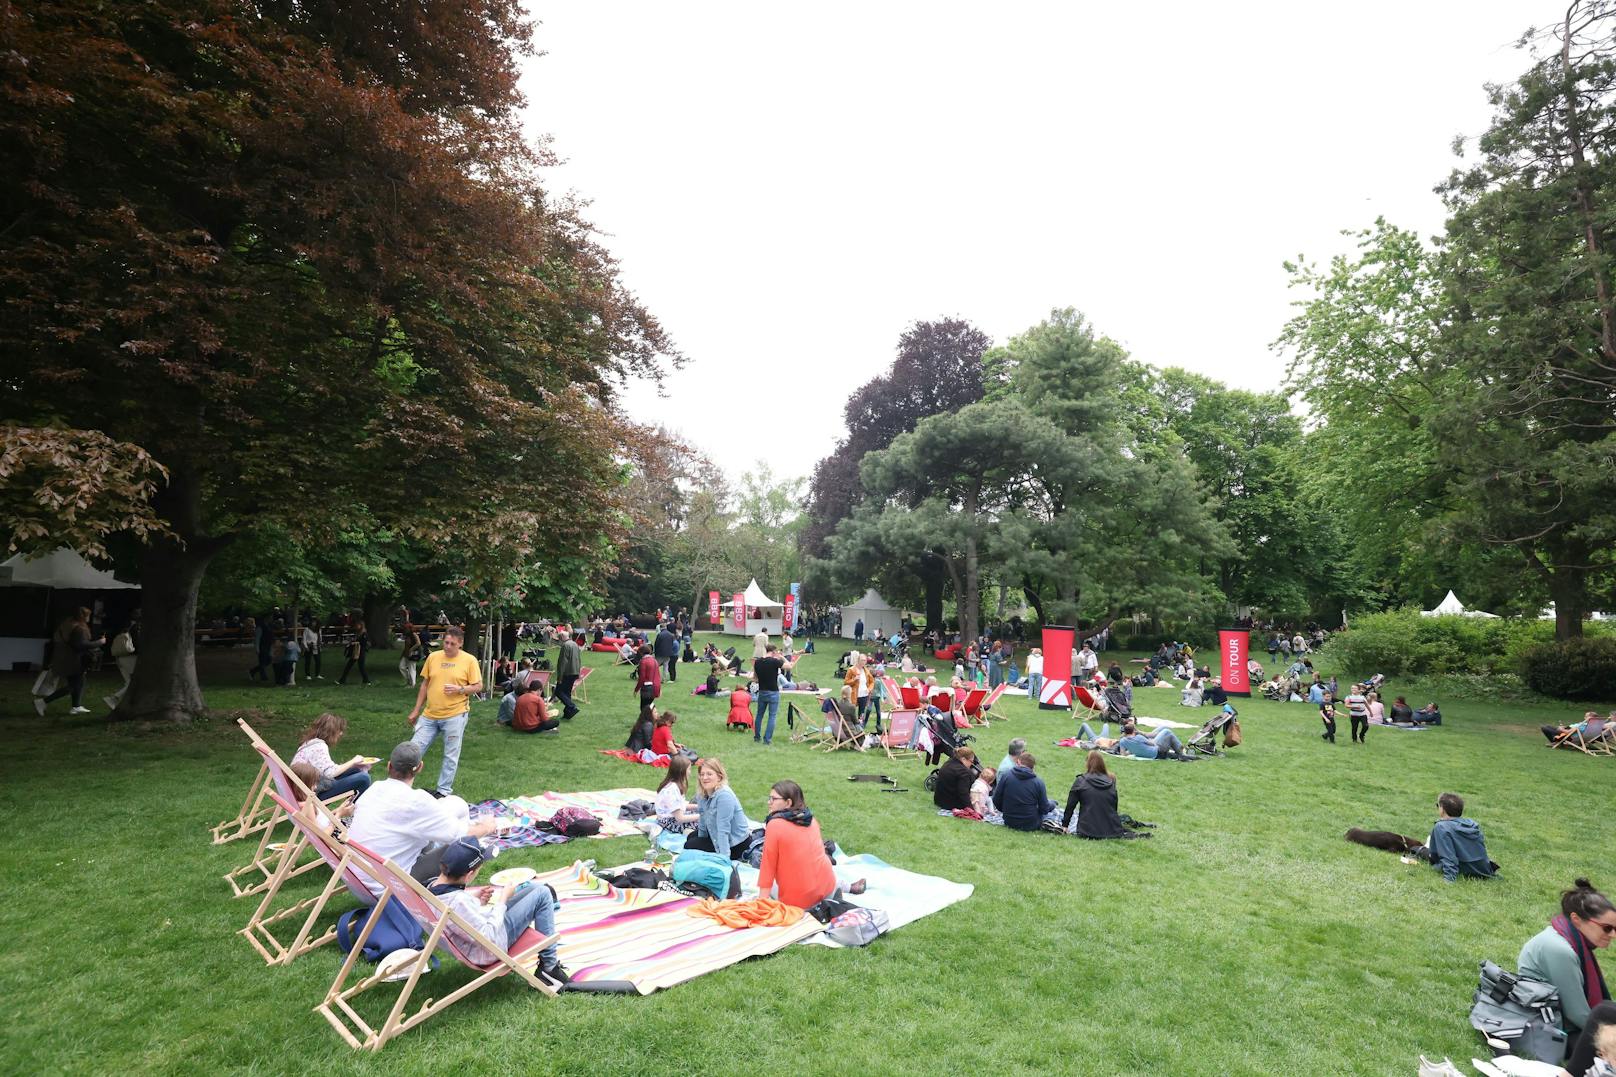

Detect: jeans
[303, 647, 321, 679]
[1027, 671, 1043, 702]
[1077, 721, 1111, 741]
[43, 671, 86, 708]
[321, 769, 372, 801]
[339, 654, 369, 684]
[503, 881, 559, 964]
[754, 690, 781, 744]
[411, 711, 468, 794]
[1151, 729, 1185, 755]
[555, 674, 578, 719]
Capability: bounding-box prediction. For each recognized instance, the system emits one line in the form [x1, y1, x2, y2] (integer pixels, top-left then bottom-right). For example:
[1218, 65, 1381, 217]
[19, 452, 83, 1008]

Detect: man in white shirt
[752, 628, 770, 662]
[346, 742, 498, 897]
[1078, 643, 1099, 681]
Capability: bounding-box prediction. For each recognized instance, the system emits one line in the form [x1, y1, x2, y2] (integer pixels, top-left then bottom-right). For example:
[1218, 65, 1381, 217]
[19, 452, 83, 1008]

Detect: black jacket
[1062, 773, 1126, 839]
[654, 629, 679, 659]
[933, 756, 975, 810]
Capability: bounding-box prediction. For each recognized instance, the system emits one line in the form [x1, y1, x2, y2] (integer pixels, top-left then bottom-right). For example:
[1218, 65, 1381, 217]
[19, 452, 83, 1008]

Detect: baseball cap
[439, 838, 486, 877]
[388, 742, 424, 772]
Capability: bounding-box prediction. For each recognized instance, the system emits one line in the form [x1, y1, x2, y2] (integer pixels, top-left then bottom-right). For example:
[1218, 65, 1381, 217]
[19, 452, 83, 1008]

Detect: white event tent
[0, 549, 140, 668]
[841, 588, 902, 640]
[719, 579, 785, 635]
[1420, 590, 1499, 619]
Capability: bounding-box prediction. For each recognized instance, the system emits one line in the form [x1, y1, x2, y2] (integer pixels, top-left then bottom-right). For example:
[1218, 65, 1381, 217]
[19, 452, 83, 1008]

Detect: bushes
[1318, 609, 1567, 679]
[1517, 637, 1616, 701]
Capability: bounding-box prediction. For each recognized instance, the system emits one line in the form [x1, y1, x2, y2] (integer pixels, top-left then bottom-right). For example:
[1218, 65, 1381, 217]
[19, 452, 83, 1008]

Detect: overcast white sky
[520, 2, 1544, 485]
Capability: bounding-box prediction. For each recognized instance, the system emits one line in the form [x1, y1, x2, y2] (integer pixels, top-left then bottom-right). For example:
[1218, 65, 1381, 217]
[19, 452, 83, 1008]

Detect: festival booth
[0, 548, 141, 670]
[840, 588, 902, 641]
[1421, 590, 1499, 619]
[720, 579, 784, 635]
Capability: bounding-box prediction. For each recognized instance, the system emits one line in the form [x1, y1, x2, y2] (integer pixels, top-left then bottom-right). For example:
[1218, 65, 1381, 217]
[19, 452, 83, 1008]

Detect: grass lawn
[2, 634, 1611, 1075]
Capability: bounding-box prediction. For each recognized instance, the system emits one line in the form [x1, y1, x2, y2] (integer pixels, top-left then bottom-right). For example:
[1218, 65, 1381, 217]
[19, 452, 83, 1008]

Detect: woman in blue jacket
[687, 757, 752, 860]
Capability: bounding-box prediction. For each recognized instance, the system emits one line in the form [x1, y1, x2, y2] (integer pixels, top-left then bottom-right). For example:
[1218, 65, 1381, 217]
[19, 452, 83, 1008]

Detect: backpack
[110, 632, 134, 658]
[602, 866, 669, 890]
[544, 807, 601, 837]
[336, 899, 430, 964]
[1469, 960, 1567, 1064]
[671, 849, 736, 899]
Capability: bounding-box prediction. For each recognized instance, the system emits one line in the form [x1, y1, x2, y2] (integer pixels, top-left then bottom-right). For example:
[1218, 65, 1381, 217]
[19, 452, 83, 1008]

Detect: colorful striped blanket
[468, 788, 659, 847]
[534, 862, 824, 994]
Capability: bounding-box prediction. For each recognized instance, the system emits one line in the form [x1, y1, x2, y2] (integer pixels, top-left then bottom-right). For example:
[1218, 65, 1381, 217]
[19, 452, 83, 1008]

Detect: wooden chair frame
[880, 708, 920, 762]
[241, 789, 370, 966]
[316, 837, 558, 1051]
[224, 722, 342, 899]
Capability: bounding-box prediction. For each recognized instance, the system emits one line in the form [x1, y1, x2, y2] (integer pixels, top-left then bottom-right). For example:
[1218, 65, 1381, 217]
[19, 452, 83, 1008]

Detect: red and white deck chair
[899, 683, 923, 710]
[964, 682, 1008, 726]
[242, 789, 373, 966]
[225, 719, 350, 899]
[571, 664, 595, 703]
[957, 686, 991, 727]
[1072, 684, 1100, 720]
[316, 837, 559, 1052]
[879, 707, 920, 762]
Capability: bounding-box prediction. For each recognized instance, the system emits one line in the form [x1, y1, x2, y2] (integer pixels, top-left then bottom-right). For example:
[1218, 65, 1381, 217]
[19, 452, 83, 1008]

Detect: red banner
[1219, 629, 1251, 696]
[732, 592, 746, 632]
[708, 591, 720, 629]
[1039, 625, 1075, 708]
[782, 592, 796, 633]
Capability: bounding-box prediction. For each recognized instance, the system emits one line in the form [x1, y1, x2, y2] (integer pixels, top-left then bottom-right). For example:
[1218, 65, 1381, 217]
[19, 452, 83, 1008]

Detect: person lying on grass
[428, 837, 569, 986]
[1111, 720, 1196, 761]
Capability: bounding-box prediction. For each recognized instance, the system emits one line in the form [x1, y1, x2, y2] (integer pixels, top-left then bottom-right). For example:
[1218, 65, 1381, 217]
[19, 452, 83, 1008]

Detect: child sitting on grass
[654, 756, 700, 833]
[427, 838, 569, 986]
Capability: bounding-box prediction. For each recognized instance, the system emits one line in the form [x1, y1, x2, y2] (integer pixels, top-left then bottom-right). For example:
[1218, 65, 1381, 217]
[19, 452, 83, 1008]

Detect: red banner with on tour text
[1219, 629, 1251, 696]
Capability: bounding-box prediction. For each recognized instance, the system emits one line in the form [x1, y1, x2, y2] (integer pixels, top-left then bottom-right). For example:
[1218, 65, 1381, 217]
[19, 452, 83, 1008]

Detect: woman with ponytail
[1518, 879, 1615, 1046]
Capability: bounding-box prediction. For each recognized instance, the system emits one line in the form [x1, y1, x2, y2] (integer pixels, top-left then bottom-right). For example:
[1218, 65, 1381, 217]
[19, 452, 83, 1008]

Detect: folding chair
[534, 670, 551, 694]
[957, 686, 990, 727]
[1551, 723, 1615, 756]
[210, 721, 277, 844]
[790, 701, 831, 746]
[242, 789, 372, 966]
[1072, 685, 1100, 720]
[572, 665, 594, 703]
[822, 704, 868, 752]
[225, 721, 345, 899]
[316, 838, 558, 1051]
[880, 708, 919, 762]
[965, 682, 1008, 726]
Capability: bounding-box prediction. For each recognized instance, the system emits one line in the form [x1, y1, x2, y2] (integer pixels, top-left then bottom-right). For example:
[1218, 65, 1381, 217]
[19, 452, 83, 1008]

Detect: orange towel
[685, 897, 805, 929]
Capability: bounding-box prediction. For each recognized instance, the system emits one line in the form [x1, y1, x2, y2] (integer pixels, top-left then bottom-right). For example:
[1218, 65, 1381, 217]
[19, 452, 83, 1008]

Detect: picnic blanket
[599, 748, 671, 768]
[469, 788, 659, 845]
[734, 852, 972, 948]
[534, 861, 824, 994]
[467, 799, 572, 850]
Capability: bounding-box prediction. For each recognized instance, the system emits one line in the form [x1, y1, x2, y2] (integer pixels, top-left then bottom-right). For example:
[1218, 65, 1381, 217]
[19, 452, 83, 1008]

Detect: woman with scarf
[1518, 879, 1614, 1051]
[755, 780, 838, 909]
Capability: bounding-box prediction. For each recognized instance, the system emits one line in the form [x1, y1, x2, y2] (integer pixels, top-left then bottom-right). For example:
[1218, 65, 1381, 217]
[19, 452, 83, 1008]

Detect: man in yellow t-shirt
[406, 626, 483, 796]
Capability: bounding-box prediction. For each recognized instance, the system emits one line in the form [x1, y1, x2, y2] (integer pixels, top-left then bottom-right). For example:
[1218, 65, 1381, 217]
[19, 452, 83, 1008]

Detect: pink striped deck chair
[317, 838, 558, 1051]
[241, 789, 375, 967]
[572, 664, 595, 703]
[225, 720, 347, 899]
[880, 708, 919, 762]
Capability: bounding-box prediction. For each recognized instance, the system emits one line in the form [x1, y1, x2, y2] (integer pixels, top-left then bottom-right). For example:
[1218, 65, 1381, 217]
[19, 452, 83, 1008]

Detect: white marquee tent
[719, 579, 785, 635]
[1421, 590, 1499, 619]
[0, 548, 140, 668]
[841, 588, 902, 640]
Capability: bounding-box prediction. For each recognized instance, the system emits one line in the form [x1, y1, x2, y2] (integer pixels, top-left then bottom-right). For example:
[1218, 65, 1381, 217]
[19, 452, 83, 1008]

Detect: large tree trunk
[1021, 578, 1046, 627]
[961, 486, 980, 643]
[363, 594, 394, 651]
[113, 468, 223, 724]
[1549, 573, 1585, 641]
[921, 554, 946, 630]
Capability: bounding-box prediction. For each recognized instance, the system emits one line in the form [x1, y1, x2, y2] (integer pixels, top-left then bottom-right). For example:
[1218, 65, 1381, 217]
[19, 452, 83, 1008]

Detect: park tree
[801, 317, 989, 626]
[0, 1, 672, 720]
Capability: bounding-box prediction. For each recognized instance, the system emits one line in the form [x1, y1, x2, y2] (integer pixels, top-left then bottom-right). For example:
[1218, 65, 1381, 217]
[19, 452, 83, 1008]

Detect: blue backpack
[671, 849, 736, 899]
[336, 899, 430, 963]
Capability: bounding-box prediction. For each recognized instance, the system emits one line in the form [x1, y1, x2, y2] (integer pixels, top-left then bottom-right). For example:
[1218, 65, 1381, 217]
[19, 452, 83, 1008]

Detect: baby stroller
[1101, 684, 1133, 723]
[1187, 705, 1240, 757]
[1260, 679, 1287, 702]
[920, 707, 973, 767]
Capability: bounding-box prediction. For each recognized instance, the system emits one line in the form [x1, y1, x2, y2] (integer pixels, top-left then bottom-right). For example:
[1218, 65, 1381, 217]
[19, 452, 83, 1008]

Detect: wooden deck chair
[211, 721, 278, 844]
[534, 670, 551, 694]
[958, 686, 990, 727]
[1551, 723, 1615, 756]
[789, 701, 831, 746]
[880, 708, 919, 762]
[225, 724, 347, 899]
[316, 837, 558, 1052]
[242, 789, 374, 966]
[1072, 684, 1100, 719]
[822, 703, 868, 752]
[968, 683, 1009, 726]
[572, 665, 595, 703]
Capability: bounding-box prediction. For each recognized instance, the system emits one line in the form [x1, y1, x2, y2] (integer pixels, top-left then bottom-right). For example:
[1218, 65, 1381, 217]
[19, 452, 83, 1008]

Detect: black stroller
[920, 707, 973, 768]
[1101, 684, 1133, 723]
[1187, 706, 1240, 757]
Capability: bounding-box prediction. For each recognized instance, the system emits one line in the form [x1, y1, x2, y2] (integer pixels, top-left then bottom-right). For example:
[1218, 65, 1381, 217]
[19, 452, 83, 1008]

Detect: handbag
[31, 669, 60, 698]
[1469, 960, 1567, 1064]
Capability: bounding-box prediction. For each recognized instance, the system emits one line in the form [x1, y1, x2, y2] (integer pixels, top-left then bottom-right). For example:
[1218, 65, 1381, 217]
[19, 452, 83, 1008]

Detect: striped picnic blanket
[534, 862, 825, 994]
[469, 788, 659, 844]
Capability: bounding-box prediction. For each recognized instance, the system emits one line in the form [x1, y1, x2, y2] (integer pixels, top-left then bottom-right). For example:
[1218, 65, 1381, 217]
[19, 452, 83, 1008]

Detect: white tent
[841, 588, 902, 641]
[719, 579, 785, 635]
[1421, 590, 1499, 619]
[0, 549, 139, 668]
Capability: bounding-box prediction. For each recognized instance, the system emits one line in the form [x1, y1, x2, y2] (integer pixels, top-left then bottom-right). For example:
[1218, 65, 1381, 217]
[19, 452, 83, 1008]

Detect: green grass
[2, 636, 1610, 1075]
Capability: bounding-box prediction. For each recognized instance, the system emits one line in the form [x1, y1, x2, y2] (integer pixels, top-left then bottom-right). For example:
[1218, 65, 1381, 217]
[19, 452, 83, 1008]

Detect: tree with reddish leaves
[801, 318, 988, 624]
[0, 1, 674, 721]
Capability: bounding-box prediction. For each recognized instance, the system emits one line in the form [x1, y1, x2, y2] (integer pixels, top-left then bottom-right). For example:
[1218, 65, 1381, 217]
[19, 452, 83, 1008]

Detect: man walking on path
[406, 626, 482, 796]
[553, 625, 582, 721]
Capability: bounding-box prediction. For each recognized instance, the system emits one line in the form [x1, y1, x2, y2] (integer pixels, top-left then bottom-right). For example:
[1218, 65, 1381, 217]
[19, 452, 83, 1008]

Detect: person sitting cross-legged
[428, 837, 570, 987]
[1059, 751, 1139, 840]
[990, 752, 1058, 832]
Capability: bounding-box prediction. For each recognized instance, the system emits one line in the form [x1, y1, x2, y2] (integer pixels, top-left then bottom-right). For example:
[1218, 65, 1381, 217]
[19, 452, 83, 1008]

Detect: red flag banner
[708, 591, 720, 630]
[1039, 626, 1075, 708]
[1219, 629, 1251, 697]
[732, 592, 746, 632]
[782, 591, 796, 633]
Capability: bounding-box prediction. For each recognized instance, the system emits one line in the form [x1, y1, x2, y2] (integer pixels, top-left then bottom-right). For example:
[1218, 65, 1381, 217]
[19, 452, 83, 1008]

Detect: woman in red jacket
[726, 685, 753, 731]
[756, 780, 838, 909]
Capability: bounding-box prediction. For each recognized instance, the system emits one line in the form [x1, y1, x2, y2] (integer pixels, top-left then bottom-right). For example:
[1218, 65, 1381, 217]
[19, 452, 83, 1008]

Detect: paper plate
[358, 756, 380, 766]
[265, 842, 286, 853]
[490, 867, 536, 887]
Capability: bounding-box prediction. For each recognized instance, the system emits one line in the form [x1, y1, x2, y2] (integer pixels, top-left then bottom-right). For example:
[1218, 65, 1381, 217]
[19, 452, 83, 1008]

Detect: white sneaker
[69, 706, 91, 714]
[33, 697, 46, 716]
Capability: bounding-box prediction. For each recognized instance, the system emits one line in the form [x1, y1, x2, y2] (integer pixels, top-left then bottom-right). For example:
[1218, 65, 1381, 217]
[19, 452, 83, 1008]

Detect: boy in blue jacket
[990, 753, 1058, 832]
[1417, 792, 1497, 882]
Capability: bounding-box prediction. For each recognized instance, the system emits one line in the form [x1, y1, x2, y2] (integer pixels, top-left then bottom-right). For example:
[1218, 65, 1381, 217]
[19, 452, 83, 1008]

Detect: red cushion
[590, 642, 620, 652]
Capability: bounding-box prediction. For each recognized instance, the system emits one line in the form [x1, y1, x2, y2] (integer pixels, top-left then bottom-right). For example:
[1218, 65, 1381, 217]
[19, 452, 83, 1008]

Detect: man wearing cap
[429, 837, 569, 985]
[406, 625, 482, 796]
[347, 742, 499, 896]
